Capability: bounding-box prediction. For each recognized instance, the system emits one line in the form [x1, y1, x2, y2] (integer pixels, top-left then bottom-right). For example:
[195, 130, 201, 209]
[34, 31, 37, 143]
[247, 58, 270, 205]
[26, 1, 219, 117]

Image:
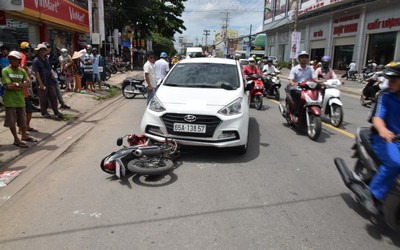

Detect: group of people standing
[0, 42, 102, 148]
[143, 51, 170, 104]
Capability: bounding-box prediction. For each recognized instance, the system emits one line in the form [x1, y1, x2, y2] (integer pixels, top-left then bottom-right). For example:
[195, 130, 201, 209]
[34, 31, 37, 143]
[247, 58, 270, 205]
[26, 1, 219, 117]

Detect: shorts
[25, 97, 34, 113]
[84, 73, 94, 82]
[4, 107, 26, 128]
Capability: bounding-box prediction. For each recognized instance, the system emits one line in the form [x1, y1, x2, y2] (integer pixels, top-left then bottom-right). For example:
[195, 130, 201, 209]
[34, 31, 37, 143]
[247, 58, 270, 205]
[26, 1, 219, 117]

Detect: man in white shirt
[143, 52, 156, 104]
[155, 52, 169, 83]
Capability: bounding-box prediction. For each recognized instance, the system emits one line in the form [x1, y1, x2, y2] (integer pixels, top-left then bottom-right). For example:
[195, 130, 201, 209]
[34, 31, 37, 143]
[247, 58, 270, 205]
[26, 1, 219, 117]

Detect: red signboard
[23, 0, 89, 33]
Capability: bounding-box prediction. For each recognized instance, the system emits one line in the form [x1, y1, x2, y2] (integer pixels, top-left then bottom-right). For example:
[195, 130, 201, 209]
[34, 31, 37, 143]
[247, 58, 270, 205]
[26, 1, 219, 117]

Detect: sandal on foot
[22, 137, 38, 142]
[13, 141, 28, 148]
[27, 128, 39, 132]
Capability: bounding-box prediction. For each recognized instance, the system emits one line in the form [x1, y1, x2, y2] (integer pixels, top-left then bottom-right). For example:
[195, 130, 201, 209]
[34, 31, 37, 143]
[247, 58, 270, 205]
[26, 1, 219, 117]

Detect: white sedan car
[140, 57, 250, 154]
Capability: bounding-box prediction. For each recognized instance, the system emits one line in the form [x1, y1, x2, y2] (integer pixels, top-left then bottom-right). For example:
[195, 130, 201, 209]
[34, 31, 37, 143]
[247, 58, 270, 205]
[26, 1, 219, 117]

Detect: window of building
[333, 45, 354, 70]
[367, 32, 396, 65]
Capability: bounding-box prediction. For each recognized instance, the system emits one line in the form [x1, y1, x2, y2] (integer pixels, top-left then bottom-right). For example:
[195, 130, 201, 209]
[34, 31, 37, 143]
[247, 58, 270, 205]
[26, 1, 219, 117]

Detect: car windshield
[164, 63, 240, 89]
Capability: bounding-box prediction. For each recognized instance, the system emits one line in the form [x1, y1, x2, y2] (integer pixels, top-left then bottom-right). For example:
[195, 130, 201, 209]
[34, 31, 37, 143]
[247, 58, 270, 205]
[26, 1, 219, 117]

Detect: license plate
[173, 123, 206, 133]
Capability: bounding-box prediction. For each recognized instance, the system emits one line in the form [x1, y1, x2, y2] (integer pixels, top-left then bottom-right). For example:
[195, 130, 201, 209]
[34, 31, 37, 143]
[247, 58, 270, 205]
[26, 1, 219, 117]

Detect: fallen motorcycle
[100, 134, 179, 178]
[121, 78, 147, 99]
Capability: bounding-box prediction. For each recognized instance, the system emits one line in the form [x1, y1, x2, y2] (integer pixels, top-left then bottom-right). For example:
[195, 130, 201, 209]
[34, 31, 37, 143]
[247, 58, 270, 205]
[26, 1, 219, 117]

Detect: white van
[186, 47, 203, 58]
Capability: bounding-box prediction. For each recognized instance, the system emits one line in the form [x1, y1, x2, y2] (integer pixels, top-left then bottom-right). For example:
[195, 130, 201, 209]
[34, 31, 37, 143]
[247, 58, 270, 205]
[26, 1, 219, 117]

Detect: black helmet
[267, 57, 273, 63]
[382, 61, 400, 77]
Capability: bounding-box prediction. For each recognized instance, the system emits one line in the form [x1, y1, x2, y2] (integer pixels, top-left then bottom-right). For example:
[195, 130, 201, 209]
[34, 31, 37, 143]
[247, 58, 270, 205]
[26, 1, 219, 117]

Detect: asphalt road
[0, 83, 398, 249]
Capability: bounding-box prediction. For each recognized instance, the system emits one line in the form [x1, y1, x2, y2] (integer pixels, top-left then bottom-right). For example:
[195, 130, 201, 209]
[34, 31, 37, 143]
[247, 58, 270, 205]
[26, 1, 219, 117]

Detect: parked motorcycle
[334, 126, 400, 231]
[121, 78, 147, 99]
[100, 134, 179, 178]
[278, 80, 323, 141]
[320, 78, 344, 127]
[246, 74, 265, 110]
[262, 71, 281, 101]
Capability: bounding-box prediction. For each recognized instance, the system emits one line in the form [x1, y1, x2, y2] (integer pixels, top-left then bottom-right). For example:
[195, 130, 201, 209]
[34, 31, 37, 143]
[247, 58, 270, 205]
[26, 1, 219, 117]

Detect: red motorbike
[278, 80, 323, 141]
[246, 74, 265, 110]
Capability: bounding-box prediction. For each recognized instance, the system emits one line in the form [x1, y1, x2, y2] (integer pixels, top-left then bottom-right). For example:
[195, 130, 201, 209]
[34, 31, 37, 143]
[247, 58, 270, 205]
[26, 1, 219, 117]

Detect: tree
[151, 32, 177, 57]
[110, 0, 187, 41]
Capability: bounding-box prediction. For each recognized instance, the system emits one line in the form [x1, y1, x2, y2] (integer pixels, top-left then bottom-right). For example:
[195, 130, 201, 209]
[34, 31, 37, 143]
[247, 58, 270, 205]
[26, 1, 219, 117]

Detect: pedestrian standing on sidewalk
[2, 51, 37, 148]
[90, 48, 102, 90]
[82, 46, 95, 92]
[0, 45, 9, 73]
[72, 51, 82, 93]
[143, 52, 156, 104]
[19, 41, 38, 133]
[155, 52, 169, 83]
[58, 48, 74, 91]
[32, 43, 63, 119]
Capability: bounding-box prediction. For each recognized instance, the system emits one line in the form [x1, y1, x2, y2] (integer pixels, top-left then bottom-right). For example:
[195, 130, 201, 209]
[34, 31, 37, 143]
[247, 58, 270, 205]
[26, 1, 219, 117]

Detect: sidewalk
[0, 70, 143, 167]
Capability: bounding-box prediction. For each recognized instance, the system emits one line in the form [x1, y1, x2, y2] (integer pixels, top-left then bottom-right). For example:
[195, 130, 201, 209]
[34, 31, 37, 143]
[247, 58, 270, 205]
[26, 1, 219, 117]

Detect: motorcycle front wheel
[254, 95, 263, 110]
[274, 89, 280, 101]
[360, 95, 368, 106]
[127, 158, 174, 176]
[307, 113, 321, 141]
[122, 84, 136, 99]
[330, 104, 343, 127]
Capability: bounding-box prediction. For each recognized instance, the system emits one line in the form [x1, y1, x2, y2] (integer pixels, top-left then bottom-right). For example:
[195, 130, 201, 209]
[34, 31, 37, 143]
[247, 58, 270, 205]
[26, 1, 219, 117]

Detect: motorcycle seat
[359, 127, 381, 165]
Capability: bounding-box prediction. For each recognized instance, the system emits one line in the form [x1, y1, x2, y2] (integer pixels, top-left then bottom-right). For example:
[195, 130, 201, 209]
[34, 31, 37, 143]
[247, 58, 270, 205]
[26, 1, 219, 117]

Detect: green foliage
[151, 32, 177, 57]
[108, 0, 187, 41]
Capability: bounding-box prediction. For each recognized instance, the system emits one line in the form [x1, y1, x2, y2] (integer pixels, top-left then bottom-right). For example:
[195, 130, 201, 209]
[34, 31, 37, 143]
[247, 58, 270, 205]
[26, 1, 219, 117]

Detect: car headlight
[218, 97, 243, 115]
[148, 95, 166, 112]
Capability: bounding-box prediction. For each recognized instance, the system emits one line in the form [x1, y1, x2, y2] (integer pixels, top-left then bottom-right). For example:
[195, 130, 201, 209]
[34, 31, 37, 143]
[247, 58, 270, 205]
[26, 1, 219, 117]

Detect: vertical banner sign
[290, 31, 301, 59]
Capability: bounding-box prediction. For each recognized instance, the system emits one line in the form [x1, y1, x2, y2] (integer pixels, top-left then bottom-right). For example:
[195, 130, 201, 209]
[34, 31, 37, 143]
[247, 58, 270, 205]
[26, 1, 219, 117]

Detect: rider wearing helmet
[155, 52, 170, 82]
[262, 57, 280, 75]
[288, 51, 317, 116]
[363, 61, 400, 215]
[314, 55, 337, 80]
[243, 57, 261, 77]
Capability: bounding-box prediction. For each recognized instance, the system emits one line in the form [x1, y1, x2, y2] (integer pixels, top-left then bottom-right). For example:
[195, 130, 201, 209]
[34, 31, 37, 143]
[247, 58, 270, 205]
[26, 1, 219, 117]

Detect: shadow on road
[178, 117, 261, 164]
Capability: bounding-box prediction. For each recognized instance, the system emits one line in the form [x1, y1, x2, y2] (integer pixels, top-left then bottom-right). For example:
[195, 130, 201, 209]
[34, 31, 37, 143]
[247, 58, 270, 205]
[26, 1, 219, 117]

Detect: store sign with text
[332, 14, 359, 37]
[367, 17, 400, 32]
[23, 0, 89, 33]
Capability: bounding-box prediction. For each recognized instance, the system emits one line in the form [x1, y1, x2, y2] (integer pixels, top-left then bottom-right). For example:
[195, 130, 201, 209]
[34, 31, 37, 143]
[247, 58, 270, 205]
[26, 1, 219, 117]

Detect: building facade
[0, 0, 90, 56]
[263, 0, 400, 71]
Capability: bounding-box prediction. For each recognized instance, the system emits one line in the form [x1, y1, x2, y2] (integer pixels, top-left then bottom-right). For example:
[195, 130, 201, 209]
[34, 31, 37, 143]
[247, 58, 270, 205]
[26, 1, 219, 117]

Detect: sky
[174, 0, 265, 46]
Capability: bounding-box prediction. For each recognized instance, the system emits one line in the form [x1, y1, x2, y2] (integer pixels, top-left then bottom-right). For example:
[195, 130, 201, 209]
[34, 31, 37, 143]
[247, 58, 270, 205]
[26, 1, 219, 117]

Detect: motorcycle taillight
[103, 160, 116, 173]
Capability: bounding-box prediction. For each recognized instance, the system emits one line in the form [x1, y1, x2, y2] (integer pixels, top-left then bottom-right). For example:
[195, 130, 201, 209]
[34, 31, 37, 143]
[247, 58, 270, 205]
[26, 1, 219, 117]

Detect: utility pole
[292, 0, 299, 67]
[221, 12, 229, 57]
[203, 29, 210, 47]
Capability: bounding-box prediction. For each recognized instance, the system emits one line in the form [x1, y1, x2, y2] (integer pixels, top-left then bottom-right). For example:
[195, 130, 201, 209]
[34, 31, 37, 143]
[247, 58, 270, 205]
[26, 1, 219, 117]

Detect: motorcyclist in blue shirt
[365, 60, 400, 213]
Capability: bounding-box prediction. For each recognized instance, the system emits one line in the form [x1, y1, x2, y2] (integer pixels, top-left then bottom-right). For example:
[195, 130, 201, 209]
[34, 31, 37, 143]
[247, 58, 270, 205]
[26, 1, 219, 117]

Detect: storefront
[4, 0, 89, 54]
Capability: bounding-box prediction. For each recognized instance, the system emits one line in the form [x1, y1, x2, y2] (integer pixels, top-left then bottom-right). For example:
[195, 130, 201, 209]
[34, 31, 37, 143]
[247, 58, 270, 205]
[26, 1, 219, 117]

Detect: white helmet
[8, 51, 22, 60]
[298, 50, 309, 59]
[248, 57, 255, 63]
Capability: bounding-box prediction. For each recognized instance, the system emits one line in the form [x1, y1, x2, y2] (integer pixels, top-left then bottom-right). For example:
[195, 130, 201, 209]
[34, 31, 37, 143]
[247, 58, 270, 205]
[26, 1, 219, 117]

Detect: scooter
[334, 126, 400, 231]
[279, 80, 323, 141]
[357, 67, 374, 83]
[320, 78, 344, 127]
[100, 134, 179, 178]
[246, 74, 265, 110]
[262, 71, 281, 101]
[360, 76, 380, 106]
[121, 78, 147, 99]
[342, 66, 357, 81]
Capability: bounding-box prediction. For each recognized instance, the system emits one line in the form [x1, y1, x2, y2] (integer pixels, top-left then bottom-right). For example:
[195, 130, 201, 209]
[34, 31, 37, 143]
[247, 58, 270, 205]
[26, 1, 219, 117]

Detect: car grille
[162, 113, 221, 137]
